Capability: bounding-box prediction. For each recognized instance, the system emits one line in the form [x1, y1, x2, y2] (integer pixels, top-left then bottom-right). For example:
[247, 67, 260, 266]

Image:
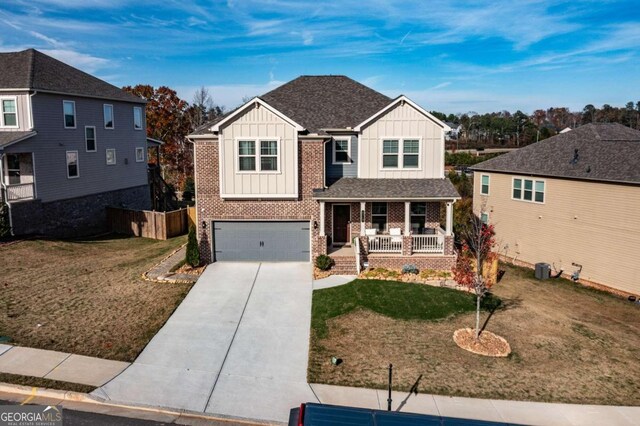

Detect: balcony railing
[412, 234, 445, 254]
[368, 235, 403, 253]
[5, 183, 35, 201]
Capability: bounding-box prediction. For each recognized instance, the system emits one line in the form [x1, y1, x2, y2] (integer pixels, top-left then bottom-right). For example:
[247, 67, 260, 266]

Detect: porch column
[360, 201, 366, 236]
[445, 201, 453, 236]
[319, 201, 325, 237]
[404, 201, 411, 235]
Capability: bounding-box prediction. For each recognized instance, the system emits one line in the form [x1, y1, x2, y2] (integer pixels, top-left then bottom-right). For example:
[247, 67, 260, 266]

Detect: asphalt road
[0, 400, 250, 425]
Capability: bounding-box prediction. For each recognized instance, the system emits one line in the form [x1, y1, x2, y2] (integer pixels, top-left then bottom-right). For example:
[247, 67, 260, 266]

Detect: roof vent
[570, 149, 579, 165]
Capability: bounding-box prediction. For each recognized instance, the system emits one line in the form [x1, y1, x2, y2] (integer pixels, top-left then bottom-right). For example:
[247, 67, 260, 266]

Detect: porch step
[329, 255, 358, 275]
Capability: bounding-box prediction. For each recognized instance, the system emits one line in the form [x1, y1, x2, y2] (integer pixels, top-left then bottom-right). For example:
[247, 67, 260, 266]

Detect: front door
[333, 205, 350, 245]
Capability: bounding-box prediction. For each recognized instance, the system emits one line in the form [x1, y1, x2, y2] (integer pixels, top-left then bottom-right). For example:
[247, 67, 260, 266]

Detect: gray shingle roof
[191, 75, 392, 135]
[313, 178, 460, 200]
[471, 123, 640, 185]
[0, 49, 143, 103]
[0, 131, 37, 149]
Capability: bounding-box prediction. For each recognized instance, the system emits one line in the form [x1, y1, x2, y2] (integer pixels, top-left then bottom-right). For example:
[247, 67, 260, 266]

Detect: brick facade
[194, 138, 325, 263]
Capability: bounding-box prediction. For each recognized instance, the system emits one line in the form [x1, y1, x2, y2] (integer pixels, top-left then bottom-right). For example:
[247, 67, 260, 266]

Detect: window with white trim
[481, 213, 489, 224]
[238, 140, 256, 171]
[513, 178, 545, 203]
[104, 104, 114, 129]
[382, 138, 421, 169]
[106, 148, 116, 165]
[133, 106, 143, 130]
[403, 139, 419, 168]
[63, 101, 76, 128]
[372, 202, 388, 232]
[382, 140, 399, 168]
[1, 98, 18, 127]
[333, 138, 350, 164]
[66, 150, 79, 178]
[85, 126, 96, 152]
[260, 140, 278, 171]
[136, 147, 145, 162]
[410, 202, 427, 234]
[480, 174, 490, 195]
[237, 139, 280, 172]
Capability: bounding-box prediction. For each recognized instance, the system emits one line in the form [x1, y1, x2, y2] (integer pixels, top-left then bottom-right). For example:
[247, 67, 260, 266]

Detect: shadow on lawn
[480, 295, 522, 334]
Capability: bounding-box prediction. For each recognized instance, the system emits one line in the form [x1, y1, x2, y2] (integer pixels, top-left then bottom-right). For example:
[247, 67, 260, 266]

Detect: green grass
[0, 373, 96, 394]
[311, 279, 500, 338]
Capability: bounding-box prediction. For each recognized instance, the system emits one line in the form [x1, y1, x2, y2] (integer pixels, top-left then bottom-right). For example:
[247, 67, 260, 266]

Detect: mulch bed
[175, 263, 206, 276]
[453, 328, 511, 357]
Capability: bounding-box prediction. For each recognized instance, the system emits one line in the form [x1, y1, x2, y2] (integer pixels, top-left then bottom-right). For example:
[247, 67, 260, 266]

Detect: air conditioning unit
[535, 263, 551, 280]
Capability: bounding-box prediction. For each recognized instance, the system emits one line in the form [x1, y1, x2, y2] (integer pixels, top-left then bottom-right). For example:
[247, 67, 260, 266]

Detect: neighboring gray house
[444, 121, 462, 140]
[0, 49, 153, 236]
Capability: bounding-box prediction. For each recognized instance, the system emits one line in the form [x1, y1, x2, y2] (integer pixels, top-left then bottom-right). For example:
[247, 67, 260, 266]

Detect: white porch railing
[412, 234, 445, 253]
[5, 183, 35, 201]
[368, 235, 403, 253]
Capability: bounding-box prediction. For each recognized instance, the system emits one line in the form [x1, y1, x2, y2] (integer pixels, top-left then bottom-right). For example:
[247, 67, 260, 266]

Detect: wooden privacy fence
[187, 205, 196, 229]
[107, 207, 188, 240]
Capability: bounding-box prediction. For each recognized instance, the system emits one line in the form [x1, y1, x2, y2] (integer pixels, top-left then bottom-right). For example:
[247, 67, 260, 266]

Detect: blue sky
[1, 0, 639, 114]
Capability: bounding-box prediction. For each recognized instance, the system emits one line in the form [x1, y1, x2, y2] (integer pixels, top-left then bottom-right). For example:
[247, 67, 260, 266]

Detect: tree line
[431, 102, 640, 148]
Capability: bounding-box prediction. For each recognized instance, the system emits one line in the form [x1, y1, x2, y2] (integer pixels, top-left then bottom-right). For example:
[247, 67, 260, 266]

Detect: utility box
[535, 262, 551, 280]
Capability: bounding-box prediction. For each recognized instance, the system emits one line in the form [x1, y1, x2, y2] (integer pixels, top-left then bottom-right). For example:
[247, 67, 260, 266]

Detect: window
[260, 140, 278, 171]
[382, 138, 421, 169]
[85, 126, 96, 152]
[382, 140, 399, 168]
[238, 140, 256, 171]
[237, 138, 280, 172]
[136, 147, 145, 163]
[481, 174, 490, 195]
[1, 98, 18, 127]
[63, 101, 76, 128]
[133, 106, 143, 130]
[333, 138, 350, 164]
[6, 154, 20, 184]
[410, 202, 427, 234]
[403, 139, 419, 168]
[66, 151, 79, 178]
[371, 202, 388, 232]
[106, 148, 116, 165]
[481, 213, 489, 224]
[104, 104, 114, 129]
[513, 177, 545, 203]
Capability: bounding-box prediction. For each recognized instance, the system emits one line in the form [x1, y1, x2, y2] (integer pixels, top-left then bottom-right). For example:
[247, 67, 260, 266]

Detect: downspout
[0, 152, 14, 236]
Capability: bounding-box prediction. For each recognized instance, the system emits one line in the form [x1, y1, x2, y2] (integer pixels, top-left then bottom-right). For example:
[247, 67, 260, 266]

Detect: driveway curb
[0, 382, 277, 425]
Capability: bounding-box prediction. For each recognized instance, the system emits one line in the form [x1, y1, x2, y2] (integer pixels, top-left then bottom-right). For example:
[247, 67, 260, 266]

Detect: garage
[212, 221, 311, 262]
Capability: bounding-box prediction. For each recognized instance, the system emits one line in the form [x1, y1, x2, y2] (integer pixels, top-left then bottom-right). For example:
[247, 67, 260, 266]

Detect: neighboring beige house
[189, 76, 460, 273]
[472, 123, 640, 296]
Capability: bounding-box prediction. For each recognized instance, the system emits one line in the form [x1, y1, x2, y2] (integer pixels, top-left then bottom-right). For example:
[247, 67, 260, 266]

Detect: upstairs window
[371, 202, 388, 232]
[63, 100, 76, 128]
[481, 174, 490, 195]
[85, 126, 96, 152]
[104, 104, 114, 129]
[333, 138, 350, 164]
[238, 140, 256, 171]
[133, 106, 143, 130]
[403, 139, 419, 168]
[66, 151, 79, 178]
[1, 98, 18, 127]
[106, 148, 116, 165]
[513, 178, 545, 203]
[382, 140, 399, 168]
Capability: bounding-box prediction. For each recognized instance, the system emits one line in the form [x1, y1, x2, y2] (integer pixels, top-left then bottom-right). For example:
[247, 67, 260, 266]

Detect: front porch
[1, 152, 35, 202]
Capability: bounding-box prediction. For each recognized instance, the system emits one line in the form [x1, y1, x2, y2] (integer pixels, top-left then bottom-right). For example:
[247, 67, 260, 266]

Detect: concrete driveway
[95, 262, 318, 423]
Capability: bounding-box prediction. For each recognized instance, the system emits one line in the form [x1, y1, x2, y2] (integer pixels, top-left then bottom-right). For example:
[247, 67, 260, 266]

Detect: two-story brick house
[0, 49, 154, 236]
[189, 76, 460, 272]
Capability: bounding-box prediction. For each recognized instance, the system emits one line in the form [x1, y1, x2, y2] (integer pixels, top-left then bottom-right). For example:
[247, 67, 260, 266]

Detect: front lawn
[309, 265, 640, 405]
[0, 234, 189, 362]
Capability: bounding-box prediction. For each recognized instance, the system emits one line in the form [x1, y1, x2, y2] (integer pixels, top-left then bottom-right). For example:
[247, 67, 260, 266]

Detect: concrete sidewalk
[311, 383, 640, 426]
[0, 344, 129, 387]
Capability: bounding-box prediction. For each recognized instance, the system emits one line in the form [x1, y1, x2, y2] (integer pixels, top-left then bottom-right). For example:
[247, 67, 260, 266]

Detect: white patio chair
[389, 227, 402, 243]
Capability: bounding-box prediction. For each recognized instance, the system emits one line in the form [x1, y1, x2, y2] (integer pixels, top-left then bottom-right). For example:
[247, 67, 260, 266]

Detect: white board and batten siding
[0, 91, 32, 131]
[474, 172, 640, 295]
[359, 102, 445, 179]
[219, 103, 298, 198]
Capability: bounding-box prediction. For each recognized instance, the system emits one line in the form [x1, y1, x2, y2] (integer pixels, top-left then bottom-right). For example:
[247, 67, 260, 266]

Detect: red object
[297, 403, 306, 426]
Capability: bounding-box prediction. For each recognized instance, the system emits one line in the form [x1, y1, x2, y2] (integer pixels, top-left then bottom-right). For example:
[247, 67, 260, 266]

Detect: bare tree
[192, 86, 213, 128]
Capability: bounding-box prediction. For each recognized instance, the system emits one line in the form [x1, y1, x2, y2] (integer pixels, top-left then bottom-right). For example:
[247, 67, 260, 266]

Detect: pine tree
[186, 226, 200, 267]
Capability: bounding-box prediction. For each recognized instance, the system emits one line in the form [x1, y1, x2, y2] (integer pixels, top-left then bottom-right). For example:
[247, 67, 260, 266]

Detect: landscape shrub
[185, 226, 200, 267]
[402, 264, 419, 274]
[315, 254, 334, 271]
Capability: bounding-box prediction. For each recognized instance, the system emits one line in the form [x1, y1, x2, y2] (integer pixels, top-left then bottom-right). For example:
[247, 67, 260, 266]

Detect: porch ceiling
[312, 177, 460, 201]
[0, 131, 37, 150]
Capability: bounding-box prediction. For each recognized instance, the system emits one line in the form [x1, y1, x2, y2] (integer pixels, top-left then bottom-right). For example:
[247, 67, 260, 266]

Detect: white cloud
[40, 49, 109, 73]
